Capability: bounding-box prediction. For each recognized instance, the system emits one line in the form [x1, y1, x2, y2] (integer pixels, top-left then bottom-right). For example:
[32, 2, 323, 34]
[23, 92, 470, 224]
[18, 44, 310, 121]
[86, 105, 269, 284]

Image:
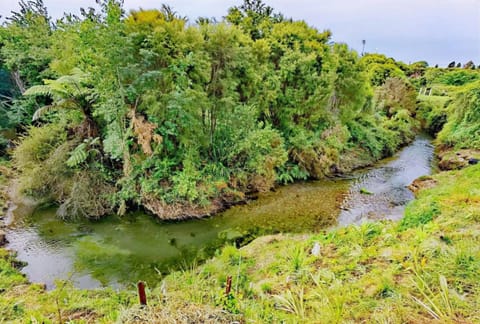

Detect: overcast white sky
[1, 0, 479, 66]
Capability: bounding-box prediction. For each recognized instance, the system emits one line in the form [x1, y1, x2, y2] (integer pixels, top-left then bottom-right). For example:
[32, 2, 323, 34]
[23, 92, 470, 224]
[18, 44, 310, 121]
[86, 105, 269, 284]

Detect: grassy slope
[0, 164, 479, 322]
[158, 164, 480, 323]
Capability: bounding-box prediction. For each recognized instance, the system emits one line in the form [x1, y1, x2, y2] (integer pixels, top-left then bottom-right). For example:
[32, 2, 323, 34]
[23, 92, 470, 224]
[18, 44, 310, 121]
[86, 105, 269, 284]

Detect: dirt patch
[408, 176, 438, 196]
[437, 149, 480, 171]
[64, 308, 99, 323]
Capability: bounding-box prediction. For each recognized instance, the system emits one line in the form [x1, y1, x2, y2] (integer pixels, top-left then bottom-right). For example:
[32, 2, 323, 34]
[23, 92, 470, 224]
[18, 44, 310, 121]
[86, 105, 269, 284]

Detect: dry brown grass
[119, 303, 242, 324]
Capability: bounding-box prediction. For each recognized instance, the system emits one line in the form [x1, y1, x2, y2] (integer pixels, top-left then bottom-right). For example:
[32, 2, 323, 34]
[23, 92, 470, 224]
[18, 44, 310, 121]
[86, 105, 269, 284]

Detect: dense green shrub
[360, 54, 407, 86]
[347, 117, 398, 158]
[416, 95, 450, 135]
[4, 0, 420, 219]
[13, 123, 115, 219]
[13, 123, 69, 195]
[436, 70, 480, 86]
[437, 81, 480, 149]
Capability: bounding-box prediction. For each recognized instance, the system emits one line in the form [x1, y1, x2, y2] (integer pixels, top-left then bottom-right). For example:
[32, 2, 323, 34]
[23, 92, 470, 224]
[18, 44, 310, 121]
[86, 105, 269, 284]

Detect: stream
[4, 134, 434, 289]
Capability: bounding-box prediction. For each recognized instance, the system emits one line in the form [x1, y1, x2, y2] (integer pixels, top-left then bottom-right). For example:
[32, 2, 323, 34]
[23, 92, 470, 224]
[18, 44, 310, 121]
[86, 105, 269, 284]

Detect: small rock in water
[311, 241, 321, 257]
[468, 158, 479, 165]
[0, 230, 8, 246]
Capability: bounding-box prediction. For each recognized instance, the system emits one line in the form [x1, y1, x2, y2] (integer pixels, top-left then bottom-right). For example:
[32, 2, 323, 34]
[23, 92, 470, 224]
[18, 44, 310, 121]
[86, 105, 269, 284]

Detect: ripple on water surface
[337, 135, 434, 226]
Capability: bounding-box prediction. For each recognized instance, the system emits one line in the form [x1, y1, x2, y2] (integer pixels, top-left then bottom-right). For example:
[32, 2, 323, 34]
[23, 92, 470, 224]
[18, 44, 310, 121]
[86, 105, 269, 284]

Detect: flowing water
[4, 135, 434, 289]
[338, 134, 435, 225]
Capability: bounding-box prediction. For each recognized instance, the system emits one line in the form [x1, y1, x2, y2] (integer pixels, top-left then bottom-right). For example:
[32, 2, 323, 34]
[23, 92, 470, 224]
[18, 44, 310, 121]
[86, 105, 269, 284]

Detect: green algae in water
[6, 178, 349, 289]
[360, 187, 373, 195]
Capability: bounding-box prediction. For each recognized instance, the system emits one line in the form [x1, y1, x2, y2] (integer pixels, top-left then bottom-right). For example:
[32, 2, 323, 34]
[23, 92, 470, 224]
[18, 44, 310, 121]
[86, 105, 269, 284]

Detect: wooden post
[225, 276, 232, 296]
[137, 281, 147, 306]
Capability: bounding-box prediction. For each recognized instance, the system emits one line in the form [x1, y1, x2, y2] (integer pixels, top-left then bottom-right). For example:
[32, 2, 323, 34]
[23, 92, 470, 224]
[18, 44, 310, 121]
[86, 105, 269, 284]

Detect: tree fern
[23, 84, 53, 97]
[32, 104, 55, 121]
[24, 69, 94, 123]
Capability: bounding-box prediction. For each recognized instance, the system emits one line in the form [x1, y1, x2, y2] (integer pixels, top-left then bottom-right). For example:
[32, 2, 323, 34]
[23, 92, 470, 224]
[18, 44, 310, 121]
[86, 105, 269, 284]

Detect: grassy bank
[151, 163, 480, 323]
[0, 161, 130, 323]
[1, 154, 479, 322]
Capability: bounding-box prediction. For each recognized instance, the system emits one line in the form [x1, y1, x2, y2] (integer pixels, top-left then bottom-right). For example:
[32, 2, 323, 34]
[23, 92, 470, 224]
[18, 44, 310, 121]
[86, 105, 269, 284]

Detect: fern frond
[26, 69, 93, 123]
[66, 143, 88, 167]
[23, 85, 53, 97]
[56, 69, 89, 89]
[56, 98, 80, 110]
[43, 79, 71, 98]
[32, 105, 56, 121]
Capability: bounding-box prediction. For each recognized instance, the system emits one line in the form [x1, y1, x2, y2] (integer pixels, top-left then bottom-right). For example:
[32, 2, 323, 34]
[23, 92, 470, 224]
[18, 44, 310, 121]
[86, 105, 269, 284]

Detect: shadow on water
[5, 135, 434, 289]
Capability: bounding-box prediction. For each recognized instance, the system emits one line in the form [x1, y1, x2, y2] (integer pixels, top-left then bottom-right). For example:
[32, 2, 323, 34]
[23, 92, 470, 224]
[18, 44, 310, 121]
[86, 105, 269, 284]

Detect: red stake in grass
[225, 276, 232, 296]
[137, 281, 147, 306]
